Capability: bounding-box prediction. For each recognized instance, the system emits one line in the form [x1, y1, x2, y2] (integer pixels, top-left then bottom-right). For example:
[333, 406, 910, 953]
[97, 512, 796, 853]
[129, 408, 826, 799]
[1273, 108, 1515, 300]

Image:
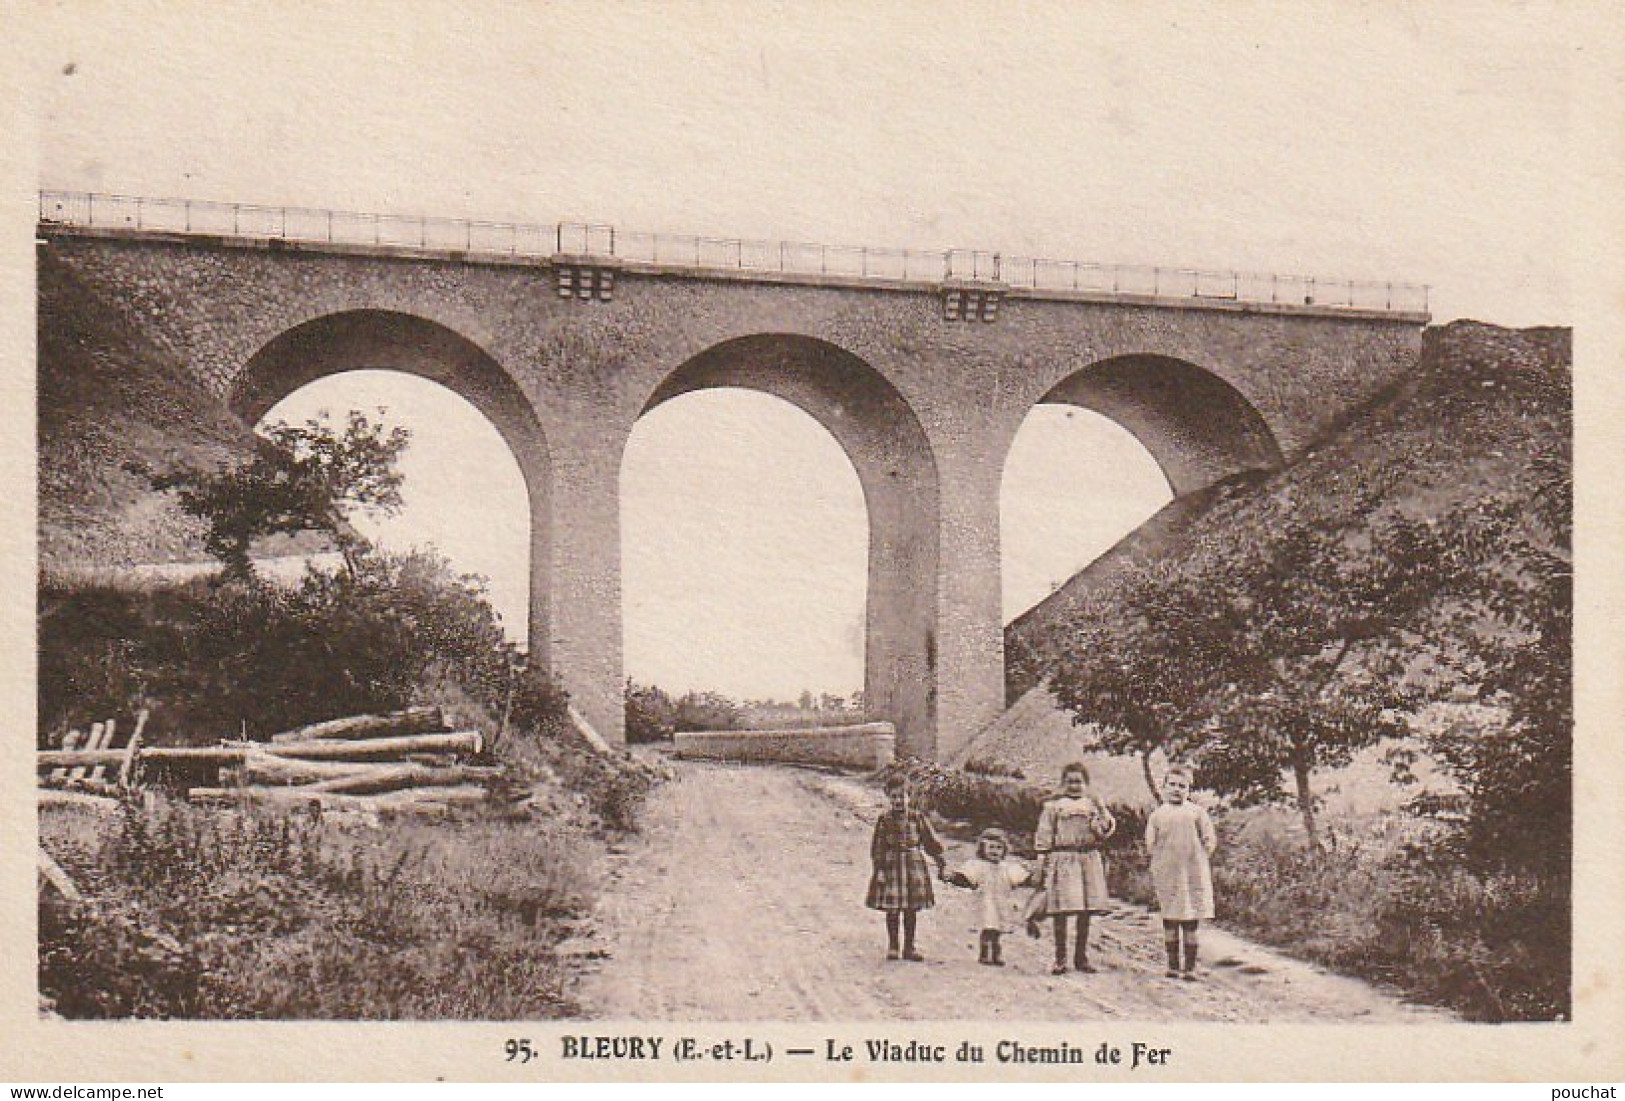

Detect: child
[1034, 762, 1117, 975]
[1143, 765, 1217, 981]
[942, 827, 1033, 966]
[866, 774, 947, 961]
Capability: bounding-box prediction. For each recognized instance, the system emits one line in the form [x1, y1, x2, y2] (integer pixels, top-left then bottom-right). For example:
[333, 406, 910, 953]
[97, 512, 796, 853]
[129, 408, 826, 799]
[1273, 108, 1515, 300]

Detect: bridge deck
[38, 190, 1430, 322]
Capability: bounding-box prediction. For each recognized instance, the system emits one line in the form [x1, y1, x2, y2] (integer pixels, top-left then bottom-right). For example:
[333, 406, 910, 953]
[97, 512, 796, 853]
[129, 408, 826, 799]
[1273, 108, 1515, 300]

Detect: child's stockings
[1051, 915, 1094, 971]
[1164, 920, 1200, 976]
[1163, 920, 1182, 974]
[1074, 914, 1093, 970]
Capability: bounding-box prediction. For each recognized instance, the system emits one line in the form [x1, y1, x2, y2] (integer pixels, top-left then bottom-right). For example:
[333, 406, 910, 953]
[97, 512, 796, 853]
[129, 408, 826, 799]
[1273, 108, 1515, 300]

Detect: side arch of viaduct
[231, 309, 555, 666]
[1024, 353, 1285, 497]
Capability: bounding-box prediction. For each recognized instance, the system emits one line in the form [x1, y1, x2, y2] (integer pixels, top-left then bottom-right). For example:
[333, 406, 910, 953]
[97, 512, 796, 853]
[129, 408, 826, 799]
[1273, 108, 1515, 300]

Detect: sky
[29, 2, 1595, 699]
[265, 375, 1171, 698]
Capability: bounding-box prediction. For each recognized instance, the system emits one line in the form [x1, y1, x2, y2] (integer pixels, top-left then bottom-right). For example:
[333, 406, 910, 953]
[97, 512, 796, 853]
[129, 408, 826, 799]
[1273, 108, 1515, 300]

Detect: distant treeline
[624, 682, 864, 742]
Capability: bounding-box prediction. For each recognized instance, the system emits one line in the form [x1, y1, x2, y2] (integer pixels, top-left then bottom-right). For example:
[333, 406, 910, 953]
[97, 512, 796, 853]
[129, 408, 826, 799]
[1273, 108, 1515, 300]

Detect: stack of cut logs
[39, 707, 513, 817]
[40, 710, 151, 796]
[209, 706, 502, 814]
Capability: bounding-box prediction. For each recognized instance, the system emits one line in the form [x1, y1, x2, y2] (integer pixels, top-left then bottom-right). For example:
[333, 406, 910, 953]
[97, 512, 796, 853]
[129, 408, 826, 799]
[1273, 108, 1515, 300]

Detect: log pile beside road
[38, 707, 514, 817]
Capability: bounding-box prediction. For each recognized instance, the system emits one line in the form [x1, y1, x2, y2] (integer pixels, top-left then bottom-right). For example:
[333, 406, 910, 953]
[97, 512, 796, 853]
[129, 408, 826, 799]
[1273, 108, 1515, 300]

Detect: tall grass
[1209, 815, 1568, 1022]
[40, 794, 592, 1019]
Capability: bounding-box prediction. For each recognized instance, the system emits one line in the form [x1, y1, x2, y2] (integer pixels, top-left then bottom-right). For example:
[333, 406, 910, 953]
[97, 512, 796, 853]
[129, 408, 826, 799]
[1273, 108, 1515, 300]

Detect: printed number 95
[506, 1038, 536, 1063]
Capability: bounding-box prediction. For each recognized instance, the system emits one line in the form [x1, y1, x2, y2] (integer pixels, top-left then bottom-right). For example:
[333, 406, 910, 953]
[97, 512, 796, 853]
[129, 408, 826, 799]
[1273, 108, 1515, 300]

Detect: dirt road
[573, 760, 1451, 1022]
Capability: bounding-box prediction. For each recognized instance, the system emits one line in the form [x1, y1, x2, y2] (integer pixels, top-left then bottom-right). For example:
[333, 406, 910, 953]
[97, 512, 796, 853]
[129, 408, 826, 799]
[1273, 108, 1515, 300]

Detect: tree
[149, 411, 410, 580]
[1051, 513, 1470, 847]
[1191, 518, 1469, 846]
[1044, 562, 1218, 802]
[1405, 457, 1572, 875]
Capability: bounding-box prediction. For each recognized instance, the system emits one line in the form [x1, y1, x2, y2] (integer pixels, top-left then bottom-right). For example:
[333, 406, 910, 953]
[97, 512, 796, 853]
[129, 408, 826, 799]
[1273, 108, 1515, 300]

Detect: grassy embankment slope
[970, 321, 1569, 806]
[38, 247, 329, 573]
[954, 320, 1571, 1020]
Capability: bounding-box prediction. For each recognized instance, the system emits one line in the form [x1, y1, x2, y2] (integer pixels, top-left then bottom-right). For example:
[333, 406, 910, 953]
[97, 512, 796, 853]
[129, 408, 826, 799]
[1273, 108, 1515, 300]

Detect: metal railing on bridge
[38, 190, 1430, 314]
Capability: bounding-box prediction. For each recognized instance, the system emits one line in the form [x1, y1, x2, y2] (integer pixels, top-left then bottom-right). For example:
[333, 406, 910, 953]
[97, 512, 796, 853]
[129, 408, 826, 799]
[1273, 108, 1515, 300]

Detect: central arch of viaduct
[642, 334, 941, 747]
[38, 230, 1426, 760]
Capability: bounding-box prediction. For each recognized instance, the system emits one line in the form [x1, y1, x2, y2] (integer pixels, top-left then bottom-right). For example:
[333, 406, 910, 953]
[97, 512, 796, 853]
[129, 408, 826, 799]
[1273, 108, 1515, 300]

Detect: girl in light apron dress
[944, 826, 1035, 966]
[1144, 765, 1217, 980]
[1034, 762, 1116, 974]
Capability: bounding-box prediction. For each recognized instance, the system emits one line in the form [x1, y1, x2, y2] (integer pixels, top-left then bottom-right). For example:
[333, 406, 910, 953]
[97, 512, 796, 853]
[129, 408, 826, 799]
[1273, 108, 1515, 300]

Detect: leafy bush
[963, 758, 1027, 781]
[674, 690, 743, 732]
[878, 757, 1146, 856]
[38, 577, 203, 742]
[624, 681, 743, 743]
[39, 550, 567, 746]
[624, 681, 678, 743]
[1376, 854, 1568, 1022]
[41, 794, 589, 1019]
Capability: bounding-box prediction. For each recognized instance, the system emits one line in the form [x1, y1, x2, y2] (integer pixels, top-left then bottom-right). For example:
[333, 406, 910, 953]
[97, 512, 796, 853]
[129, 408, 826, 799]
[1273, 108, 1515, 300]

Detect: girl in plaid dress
[866, 774, 947, 961]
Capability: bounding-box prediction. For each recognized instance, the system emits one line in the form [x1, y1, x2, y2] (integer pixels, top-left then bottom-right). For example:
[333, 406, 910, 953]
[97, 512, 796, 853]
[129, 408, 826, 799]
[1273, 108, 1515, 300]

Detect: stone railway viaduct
[37, 197, 1429, 761]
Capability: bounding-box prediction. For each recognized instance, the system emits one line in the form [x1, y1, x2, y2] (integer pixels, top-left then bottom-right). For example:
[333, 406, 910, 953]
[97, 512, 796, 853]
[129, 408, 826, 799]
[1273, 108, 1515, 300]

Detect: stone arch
[230, 309, 553, 662]
[635, 333, 942, 757]
[1033, 354, 1283, 496]
[997, 353, 1285, 705]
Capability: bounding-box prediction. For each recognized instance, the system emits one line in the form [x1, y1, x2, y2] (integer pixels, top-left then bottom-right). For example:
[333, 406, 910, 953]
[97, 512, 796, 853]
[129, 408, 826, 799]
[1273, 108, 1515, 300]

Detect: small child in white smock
[942, 827, 1034, 966]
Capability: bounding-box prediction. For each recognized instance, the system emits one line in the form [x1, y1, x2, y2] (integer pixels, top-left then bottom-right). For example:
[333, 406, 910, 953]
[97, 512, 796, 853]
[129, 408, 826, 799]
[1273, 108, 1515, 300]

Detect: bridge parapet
[39, 190, 1430, 317]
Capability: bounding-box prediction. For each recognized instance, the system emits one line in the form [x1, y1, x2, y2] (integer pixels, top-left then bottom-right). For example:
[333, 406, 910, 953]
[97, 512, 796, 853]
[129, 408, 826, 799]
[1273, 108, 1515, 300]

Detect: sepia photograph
[5, 0, 1621, 1084]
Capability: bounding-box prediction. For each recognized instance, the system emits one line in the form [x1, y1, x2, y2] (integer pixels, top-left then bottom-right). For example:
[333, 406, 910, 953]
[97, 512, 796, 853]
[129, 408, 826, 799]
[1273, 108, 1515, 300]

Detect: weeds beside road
[41, 791, 601, 1019]
[37, 554, 655, 1019]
